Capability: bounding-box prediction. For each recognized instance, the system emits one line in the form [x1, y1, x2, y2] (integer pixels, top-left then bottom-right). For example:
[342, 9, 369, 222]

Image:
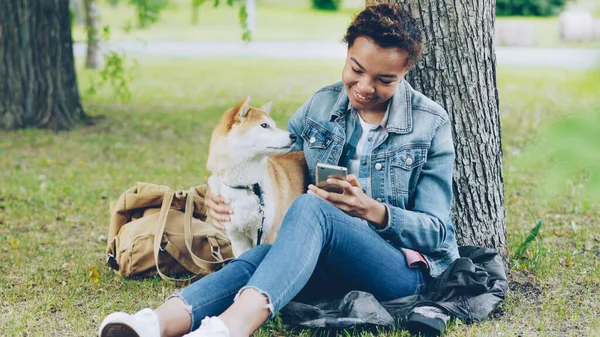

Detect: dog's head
[207, 96, 296, 171]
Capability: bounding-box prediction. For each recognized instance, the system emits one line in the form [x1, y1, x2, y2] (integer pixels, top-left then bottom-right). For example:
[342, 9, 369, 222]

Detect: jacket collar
[329, 80, 412, 134]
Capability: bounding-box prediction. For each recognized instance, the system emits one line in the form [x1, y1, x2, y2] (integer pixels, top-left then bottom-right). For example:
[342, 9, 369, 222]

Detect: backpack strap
[182, 188, 233, 269]
[153, 190, 202, 286]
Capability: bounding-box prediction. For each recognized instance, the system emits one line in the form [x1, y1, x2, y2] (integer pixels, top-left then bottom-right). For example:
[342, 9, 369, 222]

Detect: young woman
[99, 4, 459, 337]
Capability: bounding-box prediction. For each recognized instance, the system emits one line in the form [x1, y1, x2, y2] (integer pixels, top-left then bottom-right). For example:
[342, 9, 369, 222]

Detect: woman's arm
[374, 119, 455, 253]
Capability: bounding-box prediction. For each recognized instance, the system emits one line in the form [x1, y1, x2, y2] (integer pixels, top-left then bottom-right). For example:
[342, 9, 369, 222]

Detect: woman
[99, 3, 459, 337]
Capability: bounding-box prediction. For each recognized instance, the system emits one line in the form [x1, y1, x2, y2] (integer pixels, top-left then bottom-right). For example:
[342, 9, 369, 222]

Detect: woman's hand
[205, 188, 233, 230]
[307, 174, 388, 227]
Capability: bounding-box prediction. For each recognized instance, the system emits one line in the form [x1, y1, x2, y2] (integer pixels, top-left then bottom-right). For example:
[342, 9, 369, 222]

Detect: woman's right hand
[205, 188, 233, 230]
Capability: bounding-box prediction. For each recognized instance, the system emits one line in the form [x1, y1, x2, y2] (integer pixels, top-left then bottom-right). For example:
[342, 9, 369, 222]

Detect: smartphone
[316, 163, 348, 193]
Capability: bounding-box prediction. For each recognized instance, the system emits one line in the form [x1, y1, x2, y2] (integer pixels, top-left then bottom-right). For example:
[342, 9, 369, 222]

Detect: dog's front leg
[227, 231, 255, 258]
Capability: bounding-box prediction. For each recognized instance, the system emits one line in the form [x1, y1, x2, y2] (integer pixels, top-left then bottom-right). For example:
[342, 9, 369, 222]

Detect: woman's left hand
[307, 174, 388, 226]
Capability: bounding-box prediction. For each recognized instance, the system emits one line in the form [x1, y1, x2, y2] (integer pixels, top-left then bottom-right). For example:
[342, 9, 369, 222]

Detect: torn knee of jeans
[234, 286, 274, 315]
[167, 292, 193, 314]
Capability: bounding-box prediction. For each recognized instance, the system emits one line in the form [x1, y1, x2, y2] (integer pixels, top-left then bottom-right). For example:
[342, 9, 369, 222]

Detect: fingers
[211, 218, 226, 230]
[205, 189, 233, 229]
[346, 174, 361, 188]
[307, 183, 351, 204]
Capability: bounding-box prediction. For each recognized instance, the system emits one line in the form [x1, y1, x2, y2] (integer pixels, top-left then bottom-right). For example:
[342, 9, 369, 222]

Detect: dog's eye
[261, 123, 270, 129]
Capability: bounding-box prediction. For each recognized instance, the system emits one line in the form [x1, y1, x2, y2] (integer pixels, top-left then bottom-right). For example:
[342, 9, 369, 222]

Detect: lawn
[1, 57, 599, 336]
[72, 0, 600, 48]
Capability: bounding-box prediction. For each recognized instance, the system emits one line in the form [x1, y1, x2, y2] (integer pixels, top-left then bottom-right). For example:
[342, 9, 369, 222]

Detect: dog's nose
[289, 134, 297, 142]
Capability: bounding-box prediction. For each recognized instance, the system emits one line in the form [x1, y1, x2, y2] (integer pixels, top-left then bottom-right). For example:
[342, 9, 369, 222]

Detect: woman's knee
[289, 194, 329, 215]
[234, 243, 272, 267]
[282, 194, 332, 232]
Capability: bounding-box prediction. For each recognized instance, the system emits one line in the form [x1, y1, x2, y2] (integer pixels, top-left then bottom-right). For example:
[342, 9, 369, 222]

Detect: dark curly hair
[343, 3, 424, 69]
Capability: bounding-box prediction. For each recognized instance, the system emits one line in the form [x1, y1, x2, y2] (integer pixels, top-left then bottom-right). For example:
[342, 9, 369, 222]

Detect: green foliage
[513, 220, 543, 261]
[85, 26, 136, 103]
[193, 0, 251, 41]
[129, 0, 169, 28]
[497, 0, 573, 16]
[312, 0, 342, 11]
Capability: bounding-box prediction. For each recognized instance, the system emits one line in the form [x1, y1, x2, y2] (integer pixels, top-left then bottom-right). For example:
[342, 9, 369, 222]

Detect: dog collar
[226, 183, 266, 246]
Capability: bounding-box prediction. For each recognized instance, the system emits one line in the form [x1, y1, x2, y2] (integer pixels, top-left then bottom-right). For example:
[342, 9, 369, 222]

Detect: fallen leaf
[89, 268, 99, 284]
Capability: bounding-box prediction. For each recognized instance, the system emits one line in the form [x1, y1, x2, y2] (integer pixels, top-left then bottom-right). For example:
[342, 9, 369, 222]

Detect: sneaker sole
[100, 323, 140, 337]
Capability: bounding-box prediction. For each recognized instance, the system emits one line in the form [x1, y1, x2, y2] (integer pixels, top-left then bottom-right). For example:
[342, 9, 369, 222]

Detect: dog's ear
[238, 96, 251, 120]
[260, 101, 273, 114]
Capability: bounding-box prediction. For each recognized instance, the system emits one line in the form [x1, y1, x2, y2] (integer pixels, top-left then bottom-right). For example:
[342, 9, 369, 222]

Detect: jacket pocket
[390, 146, 428, 196]
[301, 118, 336, 150]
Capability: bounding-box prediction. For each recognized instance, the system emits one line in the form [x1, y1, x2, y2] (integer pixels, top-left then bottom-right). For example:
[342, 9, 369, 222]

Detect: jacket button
[309, 136, 316, 144]
[376, 198, 383, 202]
[405, 156, 413, 166]
[375, 163, 383, 170]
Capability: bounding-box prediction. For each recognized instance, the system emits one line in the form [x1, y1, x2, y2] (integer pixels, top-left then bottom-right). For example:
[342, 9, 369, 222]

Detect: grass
[72, 0, 600, 48]
[1, 57, 600, 336]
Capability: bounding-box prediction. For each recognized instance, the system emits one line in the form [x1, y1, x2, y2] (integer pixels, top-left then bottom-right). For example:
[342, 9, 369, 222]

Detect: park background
[1, 0, 599, 336]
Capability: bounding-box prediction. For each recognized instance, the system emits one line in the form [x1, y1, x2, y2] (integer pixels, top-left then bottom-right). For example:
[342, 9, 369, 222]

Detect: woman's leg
[160, 243, 273, 336]
[217, 194, 424, 337]
[99, 244, 272, 337]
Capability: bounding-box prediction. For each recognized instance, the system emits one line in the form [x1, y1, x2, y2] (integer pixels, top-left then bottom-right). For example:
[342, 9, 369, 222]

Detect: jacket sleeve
[287, 100, 309, 152]
[373, 118, 455, 254]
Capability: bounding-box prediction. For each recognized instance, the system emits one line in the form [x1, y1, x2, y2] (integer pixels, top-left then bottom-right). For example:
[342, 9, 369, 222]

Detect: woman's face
[342, 36, 410, 113]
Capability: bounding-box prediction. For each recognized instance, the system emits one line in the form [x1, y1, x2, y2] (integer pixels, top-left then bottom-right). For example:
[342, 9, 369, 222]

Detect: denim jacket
[287, 80, 459, 277]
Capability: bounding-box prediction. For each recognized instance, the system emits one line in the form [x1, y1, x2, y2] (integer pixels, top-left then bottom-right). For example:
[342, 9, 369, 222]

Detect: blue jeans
[172, 194, 425, 331]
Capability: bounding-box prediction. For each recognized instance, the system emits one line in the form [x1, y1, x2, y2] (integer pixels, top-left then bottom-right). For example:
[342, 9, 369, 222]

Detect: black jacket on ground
[279, 246, 508, 334]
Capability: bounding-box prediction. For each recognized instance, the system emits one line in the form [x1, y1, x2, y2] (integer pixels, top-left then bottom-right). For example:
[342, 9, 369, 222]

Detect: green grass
[72, 0, 600, 48]
[1, 57, 600, 336]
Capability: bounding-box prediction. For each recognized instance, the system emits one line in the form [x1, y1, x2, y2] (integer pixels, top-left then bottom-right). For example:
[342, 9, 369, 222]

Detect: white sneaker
[183, 316, 230, 337]
[98, 308, 161, 337]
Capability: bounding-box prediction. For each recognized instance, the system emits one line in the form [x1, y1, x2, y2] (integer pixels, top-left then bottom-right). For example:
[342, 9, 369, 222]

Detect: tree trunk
[70, 0, 86, 25]
[84, 0, 102, 69]
[376, 0, 507, 258]
[0, 0, 85, 131]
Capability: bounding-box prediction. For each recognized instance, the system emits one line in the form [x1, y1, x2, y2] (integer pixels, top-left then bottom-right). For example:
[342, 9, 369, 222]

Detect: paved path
[73, 41, 600, 70]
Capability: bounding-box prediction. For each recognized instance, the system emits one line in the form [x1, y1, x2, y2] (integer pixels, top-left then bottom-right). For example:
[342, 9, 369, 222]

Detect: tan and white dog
[207, 97, 308, 257]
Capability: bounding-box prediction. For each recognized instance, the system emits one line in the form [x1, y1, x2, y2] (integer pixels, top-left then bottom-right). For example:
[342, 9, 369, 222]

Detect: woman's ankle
[219, 288, 271, 337]
[155, 296, 193, 337]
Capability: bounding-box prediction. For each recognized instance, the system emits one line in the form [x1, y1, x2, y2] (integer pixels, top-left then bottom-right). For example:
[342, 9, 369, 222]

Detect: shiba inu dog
[207, 96, 308, 257]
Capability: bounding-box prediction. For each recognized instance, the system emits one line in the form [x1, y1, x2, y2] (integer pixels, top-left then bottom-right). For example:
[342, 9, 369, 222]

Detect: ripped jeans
[170, 194, 425, 332]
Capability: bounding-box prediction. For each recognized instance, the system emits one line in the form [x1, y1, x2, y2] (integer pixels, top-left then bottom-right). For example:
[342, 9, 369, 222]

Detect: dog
[206, 96, 308, 257]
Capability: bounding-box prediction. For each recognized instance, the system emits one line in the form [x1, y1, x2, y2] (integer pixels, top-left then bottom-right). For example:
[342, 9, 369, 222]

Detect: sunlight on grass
[1, 57, 599, 336]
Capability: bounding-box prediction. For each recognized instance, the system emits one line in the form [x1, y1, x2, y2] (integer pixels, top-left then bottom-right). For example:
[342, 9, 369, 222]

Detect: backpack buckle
[107, 254, 119, 270]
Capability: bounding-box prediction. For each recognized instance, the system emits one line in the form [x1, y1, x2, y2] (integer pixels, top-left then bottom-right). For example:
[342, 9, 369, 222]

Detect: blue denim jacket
[287, 80, 459, 277]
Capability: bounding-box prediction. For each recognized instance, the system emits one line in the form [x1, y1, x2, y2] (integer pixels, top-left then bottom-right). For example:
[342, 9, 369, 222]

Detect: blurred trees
[312, 0, 342, 11]
[497, 0, 573, 16]
[84, 0, 102, 69]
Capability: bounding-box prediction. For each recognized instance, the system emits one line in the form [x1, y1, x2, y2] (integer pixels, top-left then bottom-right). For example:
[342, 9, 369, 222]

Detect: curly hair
[343, 3, 424, 69]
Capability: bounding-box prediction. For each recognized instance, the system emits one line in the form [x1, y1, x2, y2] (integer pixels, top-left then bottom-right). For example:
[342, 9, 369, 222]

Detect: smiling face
[342, 36, 410, 114]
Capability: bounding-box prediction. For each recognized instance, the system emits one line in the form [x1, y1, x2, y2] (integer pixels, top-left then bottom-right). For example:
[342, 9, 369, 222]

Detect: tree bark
[0, 0, 85, 130]
[376, 0, 507, 258]
[84, 0, 102, 69]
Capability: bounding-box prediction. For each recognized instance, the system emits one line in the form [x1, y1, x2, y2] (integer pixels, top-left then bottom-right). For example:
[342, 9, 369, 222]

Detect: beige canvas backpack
[106, 183, 233, 285]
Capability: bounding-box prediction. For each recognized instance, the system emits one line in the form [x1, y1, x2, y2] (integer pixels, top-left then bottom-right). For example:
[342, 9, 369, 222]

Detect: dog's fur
[207, 97, 308, 257]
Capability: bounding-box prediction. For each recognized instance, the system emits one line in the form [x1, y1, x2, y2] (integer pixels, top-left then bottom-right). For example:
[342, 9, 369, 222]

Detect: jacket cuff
[369, 204, 394, 233]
